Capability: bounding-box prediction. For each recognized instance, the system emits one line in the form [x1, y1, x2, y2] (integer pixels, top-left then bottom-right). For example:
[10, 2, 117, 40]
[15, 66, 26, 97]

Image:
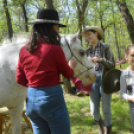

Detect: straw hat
[82, 26, 103, 40]
[28, 9, 66, 27]
[102, 69, 121, 94]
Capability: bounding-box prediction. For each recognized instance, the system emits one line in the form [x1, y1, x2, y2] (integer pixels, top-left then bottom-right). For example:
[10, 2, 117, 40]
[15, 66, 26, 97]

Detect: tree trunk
[107, 30, 110, 44]
[99, 1, 105, 42]
[98, 1, 114, 42]
[3, 0, 13, 40]
[62, 76, 73, 94]
[21, 3, 29, 32]
[119, 19, 125, 60]
[75, 0, 88, 41]
[116, 0, 134, 44]
[113, 23, 121, 68]
[112, 1, 121, 68]
[119, 19, 123, 36]
[44, 0, 55, 9]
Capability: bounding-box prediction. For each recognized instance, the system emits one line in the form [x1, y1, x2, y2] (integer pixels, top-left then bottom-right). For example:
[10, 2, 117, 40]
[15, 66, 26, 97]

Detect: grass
[64, 92, 133, 134]
[4, 92, 132, 134]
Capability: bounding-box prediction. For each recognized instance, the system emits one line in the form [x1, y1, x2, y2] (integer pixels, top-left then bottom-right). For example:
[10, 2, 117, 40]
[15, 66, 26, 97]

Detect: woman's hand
[68, 59, 77, 69]
[92, 57, 102, 63]
[128, 96, 134, 102]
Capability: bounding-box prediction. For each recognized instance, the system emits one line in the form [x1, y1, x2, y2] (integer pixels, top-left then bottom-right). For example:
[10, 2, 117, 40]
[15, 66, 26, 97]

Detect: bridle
[62, 37, 93, 82]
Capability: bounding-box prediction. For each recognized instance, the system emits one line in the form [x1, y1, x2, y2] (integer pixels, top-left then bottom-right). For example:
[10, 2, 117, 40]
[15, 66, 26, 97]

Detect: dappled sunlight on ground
[64, 92, 133, 134]
[2, 92, 133, 134]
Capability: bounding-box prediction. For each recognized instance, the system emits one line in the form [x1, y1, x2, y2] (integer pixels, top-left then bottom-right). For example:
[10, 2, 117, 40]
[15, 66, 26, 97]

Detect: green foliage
[116, 62, 129, 70]
[0, 0, 134, 60]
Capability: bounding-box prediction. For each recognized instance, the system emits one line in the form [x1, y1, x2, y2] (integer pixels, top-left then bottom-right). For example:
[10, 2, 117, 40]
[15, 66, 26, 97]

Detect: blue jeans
[26, 84, 71, 134]
[89, 71, 112, 127]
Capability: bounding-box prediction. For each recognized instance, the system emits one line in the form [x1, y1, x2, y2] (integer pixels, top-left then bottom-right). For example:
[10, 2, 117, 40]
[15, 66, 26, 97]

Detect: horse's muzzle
[88, 74, 96, 83]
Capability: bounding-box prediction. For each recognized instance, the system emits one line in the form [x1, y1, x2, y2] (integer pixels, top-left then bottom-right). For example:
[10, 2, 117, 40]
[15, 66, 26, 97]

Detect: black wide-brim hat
[28, 9, 66, 27]
[102, 69, 121, 94]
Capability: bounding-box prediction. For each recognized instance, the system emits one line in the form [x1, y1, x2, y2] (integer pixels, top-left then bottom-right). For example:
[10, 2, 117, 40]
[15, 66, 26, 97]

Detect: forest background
[1, 0, 134, 133]
[1, 0, 134, 62]
[1, 0, 134, 92]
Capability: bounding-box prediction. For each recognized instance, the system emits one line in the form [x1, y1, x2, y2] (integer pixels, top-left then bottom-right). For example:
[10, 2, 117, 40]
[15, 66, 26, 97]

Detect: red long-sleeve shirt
[72, 78, 92, 92]
[16, 40, 74, 87]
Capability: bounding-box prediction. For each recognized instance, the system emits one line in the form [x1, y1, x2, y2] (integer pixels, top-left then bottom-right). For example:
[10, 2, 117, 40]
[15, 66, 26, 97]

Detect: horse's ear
[75, 30, 81, 39]
[71, 34, 77, 42]
[71, 30, 81, 42]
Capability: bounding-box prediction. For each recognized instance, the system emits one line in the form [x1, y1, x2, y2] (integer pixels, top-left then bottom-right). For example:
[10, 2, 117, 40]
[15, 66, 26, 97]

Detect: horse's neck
[61, 44, 72, 61]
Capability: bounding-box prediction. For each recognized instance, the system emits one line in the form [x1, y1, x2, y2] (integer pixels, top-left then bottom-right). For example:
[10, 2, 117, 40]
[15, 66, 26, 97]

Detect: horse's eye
[79, 50, 85, 57]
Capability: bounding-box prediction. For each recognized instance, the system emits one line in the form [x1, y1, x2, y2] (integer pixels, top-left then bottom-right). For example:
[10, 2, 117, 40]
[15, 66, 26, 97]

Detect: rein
[61, 37, 93, 84]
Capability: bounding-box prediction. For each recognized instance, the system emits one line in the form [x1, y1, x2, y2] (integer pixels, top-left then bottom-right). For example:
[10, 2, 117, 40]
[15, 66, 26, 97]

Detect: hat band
[35, 19, 60, 24]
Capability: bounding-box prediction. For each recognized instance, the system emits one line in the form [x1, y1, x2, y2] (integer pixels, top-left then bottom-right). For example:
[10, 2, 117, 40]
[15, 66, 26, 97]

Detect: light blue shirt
[120, 67, 134, 101]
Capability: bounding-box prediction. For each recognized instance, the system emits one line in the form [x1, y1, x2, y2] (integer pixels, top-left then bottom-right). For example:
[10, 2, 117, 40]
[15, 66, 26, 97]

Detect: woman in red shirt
[16, 9, 77, 134]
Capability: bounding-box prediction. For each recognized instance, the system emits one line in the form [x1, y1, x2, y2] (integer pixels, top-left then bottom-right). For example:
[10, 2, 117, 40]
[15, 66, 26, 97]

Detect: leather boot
[96, 118, 104, 134]
[104, 125, 112, 134]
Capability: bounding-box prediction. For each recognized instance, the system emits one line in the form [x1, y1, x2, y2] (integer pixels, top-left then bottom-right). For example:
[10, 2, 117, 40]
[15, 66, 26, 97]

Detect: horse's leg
[9, 101, 24, 134]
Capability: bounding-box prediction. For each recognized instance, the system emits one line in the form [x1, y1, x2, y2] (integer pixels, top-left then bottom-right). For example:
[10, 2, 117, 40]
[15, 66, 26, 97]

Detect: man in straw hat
[16, 8, 77, 134]
[82, 26, 115, 134]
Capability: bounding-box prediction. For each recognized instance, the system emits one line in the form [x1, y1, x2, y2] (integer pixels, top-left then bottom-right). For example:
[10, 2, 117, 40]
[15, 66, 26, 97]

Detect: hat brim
[28, 22, 66, 27]
[102, 69, 121, 94]
[82, 26, 103, 40]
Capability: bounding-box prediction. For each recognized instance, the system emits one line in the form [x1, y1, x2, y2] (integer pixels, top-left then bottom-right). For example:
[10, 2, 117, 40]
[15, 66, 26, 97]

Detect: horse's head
[61, 32, 96, 86]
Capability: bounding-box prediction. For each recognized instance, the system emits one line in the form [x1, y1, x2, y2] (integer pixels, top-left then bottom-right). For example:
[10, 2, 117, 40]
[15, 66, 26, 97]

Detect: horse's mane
[1, 33, 75, 47]
[1, 32, 30, 47]
[60, 34, 74, 38]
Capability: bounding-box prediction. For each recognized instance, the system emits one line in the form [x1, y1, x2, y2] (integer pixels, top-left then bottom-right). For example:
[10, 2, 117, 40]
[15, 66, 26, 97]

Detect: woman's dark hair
[27, 23, 61, 52]
[125, 44, 134, 55]
[89, 30, 102, 40]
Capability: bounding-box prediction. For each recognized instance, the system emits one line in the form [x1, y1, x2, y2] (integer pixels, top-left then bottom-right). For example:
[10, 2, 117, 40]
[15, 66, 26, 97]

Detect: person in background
[120, 44, 134, 133]
[16, 9, 77, 134]
[82, 26, 115, 134]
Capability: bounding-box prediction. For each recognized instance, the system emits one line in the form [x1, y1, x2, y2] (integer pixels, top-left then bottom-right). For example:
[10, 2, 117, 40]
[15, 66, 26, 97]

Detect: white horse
[0, 32, 96, 134]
